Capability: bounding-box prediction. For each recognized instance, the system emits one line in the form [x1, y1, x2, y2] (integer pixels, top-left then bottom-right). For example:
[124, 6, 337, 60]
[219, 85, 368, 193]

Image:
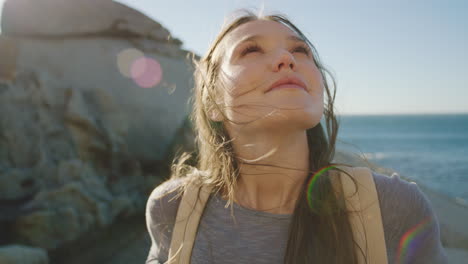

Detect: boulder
[1, 0, 181, 45]
[0, 244, 48, 264]
[0, 36, 18, 82]
[5, 37, 194, 162]
[0, 0, 197, 254]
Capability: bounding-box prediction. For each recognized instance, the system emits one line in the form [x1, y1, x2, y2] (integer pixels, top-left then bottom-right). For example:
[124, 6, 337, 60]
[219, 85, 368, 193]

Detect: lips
[266, 76, 307, 93]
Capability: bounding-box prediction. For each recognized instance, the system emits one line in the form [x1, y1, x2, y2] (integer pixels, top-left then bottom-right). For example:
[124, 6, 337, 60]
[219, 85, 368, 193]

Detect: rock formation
[0, 0, 197, 262]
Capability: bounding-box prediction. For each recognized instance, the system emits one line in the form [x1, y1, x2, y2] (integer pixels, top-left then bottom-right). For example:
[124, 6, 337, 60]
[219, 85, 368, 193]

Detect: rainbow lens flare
[397, 216, 433, 264]
[306, 165, 337, 211]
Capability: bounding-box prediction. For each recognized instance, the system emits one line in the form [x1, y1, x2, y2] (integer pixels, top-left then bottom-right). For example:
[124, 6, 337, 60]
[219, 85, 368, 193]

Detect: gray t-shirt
[145, 171, 448, 263]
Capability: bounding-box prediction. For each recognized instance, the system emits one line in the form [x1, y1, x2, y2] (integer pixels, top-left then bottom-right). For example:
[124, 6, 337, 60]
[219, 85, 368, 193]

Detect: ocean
[335, 114, 468, 202]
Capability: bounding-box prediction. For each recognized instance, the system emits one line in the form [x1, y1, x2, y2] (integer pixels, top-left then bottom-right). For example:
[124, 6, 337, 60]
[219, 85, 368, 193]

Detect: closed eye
[240, 43, 311, 57]
[292, 45, 311, 56]
[240, 43, 262, 56]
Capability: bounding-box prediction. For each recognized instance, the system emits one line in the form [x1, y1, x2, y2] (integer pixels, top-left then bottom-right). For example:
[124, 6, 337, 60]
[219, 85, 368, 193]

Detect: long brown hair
[164, 8, 364, 264]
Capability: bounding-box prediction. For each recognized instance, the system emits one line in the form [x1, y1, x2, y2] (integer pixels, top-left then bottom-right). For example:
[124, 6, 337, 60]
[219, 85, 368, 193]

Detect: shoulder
[145, 177, 186, 263]
[371, 170, 448, 263]
[371, 170, 420, 206]
[341, 166, 426, 212]
[148, 177, 187, 201]
[371, 170, 437, 222]
[371, 169, 433, 226]
[146, 177, 186, 224]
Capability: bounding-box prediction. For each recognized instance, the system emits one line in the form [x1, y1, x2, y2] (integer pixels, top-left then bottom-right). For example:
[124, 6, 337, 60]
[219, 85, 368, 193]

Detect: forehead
[222, 20, 300, 50]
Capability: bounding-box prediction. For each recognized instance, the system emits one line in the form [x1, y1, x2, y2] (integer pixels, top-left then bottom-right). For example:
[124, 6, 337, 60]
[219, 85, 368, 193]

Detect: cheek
[302, 64, 325, 105]
[316, 85, 325, 111]
[306, 63, 323, 86]
[303, 65, 325, 98]
[220, 62, 264, 97]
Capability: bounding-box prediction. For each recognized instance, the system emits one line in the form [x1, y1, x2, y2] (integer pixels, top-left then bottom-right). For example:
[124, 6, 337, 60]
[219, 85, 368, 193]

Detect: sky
[1, 0, 467, 115]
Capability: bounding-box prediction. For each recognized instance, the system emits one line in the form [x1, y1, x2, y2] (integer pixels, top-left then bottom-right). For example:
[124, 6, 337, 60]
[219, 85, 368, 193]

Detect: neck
[229, 129, 310, 214]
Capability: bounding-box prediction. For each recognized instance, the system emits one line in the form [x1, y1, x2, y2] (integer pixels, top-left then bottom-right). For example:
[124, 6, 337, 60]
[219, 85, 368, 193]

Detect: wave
[360, 152, 388, 160]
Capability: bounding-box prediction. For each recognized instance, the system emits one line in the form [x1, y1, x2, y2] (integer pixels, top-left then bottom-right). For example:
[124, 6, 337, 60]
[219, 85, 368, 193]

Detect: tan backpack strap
[167, 179, 212, 264]
[336, 166, 388, 264]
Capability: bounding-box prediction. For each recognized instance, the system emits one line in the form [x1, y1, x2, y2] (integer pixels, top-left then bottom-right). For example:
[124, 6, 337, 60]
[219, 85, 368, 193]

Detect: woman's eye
[240, 44, 311, 57]
[293, 45, 311, 55]
[241, 44, 262, 56]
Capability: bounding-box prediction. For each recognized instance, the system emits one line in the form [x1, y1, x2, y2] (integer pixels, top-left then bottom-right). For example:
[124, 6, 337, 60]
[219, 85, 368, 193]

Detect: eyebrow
[233, 34, 307, 50]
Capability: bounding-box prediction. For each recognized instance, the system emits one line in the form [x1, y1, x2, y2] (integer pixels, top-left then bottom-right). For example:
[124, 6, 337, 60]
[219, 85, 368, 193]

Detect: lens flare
[117, 48, 144, 78]
[396, 216, 433, 264]
[307, 165, 337, 211]
[116, 48, 163, 88]
[131, 57, 163, 88]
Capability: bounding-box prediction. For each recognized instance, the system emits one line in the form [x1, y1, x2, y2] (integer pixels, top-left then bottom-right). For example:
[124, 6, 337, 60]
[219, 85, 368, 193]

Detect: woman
[145, 9, 448, 264]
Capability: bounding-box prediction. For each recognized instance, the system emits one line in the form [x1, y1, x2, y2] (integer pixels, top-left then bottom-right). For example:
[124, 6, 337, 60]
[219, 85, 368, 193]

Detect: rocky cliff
[0, 0, 196, 263]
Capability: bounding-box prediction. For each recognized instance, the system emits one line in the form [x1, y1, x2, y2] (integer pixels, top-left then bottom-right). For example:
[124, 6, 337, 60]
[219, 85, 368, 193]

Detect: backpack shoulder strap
[335, 166, 388, 264]
[167, 178, 212, 264]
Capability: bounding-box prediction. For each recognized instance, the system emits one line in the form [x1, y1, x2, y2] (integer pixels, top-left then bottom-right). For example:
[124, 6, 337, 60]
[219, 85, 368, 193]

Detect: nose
[272, 50, 296, 72]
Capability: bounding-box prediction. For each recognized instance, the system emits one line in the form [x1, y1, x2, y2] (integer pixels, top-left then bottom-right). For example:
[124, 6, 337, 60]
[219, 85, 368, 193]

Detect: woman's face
[213, 20, 324, 133]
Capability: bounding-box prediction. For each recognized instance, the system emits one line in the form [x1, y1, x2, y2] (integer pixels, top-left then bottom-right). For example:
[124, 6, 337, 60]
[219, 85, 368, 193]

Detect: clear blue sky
[1, 0, 467, 115]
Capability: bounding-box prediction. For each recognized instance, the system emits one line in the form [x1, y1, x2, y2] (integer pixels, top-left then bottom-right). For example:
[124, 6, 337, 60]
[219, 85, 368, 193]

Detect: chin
[297, 112, 323, 131]
[248, 109, 322, 132]
[225, 102, 323, 132]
